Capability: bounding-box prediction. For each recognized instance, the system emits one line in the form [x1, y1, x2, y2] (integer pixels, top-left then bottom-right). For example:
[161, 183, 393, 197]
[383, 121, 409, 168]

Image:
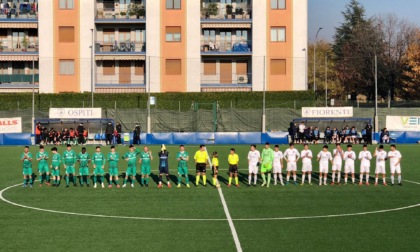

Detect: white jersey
[273, 151, 283, 167]
[387, 150, 402, 165]
[284, 148, 300, 162]
[299, 124, 305, 133]
[375, 150, 387, 166]
[343, 151, 356, 166]
[300, 150, 313, 164]
[317, 151, 332, 163]
[247, 150, 260, 164]
[358, 150, 372, 167]
[333, 149, 343, 164]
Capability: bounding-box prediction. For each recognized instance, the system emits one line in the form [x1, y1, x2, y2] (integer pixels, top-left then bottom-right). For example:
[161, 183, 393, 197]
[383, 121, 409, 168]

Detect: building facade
[0, 0, 307, 93]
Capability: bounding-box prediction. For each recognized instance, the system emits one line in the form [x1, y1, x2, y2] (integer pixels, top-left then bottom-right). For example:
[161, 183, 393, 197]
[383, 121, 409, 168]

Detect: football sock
[185, 175, 189, 184]
[79, 177, 83, 185]
[324, 177, 327, 184]
[248, 175, 252, 184]
[332, 173, 335, 182]
[228, 177, 232, 185]
[23, 178, 27, 185]
[319, 175, 323, 184]
[93, 176, 97, 184]
[286, 175, 290, 182]
[85, 176, 89, 185]
[213, 178, 216, 186]
[366, 174, 369, 183]
[267, 174, 271, 185]
[166, 175, 170, 183]
[235, 177, 238, 185]
[66, 175, 70, 185]
[195, 175, 200, 185]
[398, 175, 401, 183]
[375, 177, 378, 183]
[145, 177, 149, 185]
[178, 175, 181, 184]
[360, 174, 363, 183]
[274, 174, 277, 183]
[30, 178, 33, 185]
[337, 172, 341, 183]
[308, 174, 311, 184]
[352, 176, 355, 183]
[391, 175, 394, 184]
[141, 177, 145, 185]
[279, 174, 283, 184]
[202, 175, 206, 185]
[115, 179, 118, 185]
[302, 174, 306, 183]
[293, 174, 297, 182]
[345, 177, 348, 183]
[254, 174, 257, 184]
[383, 177, 386, 183]
[159, 176, 162, 183]
[262, 174, 266, 184]
[124, 178, 127, 185]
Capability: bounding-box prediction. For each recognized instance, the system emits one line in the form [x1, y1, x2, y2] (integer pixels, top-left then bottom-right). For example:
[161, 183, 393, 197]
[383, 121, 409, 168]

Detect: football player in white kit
[273, 145, 284, 186]
[332, 144, 344, 185]
[317, 145, 333, 186]
[373, 145, 388, 186]
[284, 143, 300, 185]
[387, 144, 402, 186]
[247, 144, 260, 186]
[343, 144, 356, 184]
[300, 144, 313, 185]
[358, 144, 372, 186]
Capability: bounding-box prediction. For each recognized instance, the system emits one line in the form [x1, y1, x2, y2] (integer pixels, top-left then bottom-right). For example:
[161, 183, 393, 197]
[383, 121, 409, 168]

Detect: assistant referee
[228, 148, 239, 187]
[194, 144, 208, 186]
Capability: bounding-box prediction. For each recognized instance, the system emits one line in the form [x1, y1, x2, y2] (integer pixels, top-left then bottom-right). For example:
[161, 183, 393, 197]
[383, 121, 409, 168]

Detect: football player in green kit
[21, 146, 33, 188]
[139, 146, 153, 187]
[92, 146, 106, 188]
[107, 145, 120, 188]
[50, 147, 61, 187]
[63, 144, 77, 187]
[260, 142, 274, 187]
[176, 145, 190, 188]
[77, 147, 90, 187]
[122, 144, 137, 188]
[36, 145, 50, 186]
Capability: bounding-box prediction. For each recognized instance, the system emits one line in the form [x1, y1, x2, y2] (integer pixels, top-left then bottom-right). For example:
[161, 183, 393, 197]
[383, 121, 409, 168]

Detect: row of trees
[308, 0, 420, 101]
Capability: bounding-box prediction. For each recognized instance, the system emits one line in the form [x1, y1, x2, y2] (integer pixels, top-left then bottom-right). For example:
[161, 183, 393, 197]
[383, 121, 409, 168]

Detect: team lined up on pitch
[20, 142, 402, 188]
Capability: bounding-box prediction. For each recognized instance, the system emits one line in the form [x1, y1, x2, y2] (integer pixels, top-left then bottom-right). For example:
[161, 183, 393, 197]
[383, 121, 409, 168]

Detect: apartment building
[0, 0, 307, 93]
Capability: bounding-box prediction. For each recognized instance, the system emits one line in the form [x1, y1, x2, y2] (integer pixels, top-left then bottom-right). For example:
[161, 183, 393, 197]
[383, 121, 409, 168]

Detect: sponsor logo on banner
[386, 116, 420, 131]
[49, 108, 102, 119]
[301, 107, 353, 118]
[0, 117, 22, 133]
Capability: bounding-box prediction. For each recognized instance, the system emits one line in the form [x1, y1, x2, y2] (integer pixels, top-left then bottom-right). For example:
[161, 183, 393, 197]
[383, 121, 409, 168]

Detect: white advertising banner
[49, 108, 102, 119]
[386, 116, 420, 131]
[301, 107, 353, 118]
[0, 117, 22, 133]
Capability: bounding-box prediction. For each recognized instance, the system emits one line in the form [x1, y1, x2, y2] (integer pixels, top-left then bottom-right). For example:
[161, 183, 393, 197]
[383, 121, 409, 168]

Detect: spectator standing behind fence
[365, 124, 373, 145]
[324, 127, 332, 144]
[35, 122, 42, 145]
[133, 123, 141, 145]
[105, 122, 114, 145]
[313, 127, 320, 144]
[288, 122, 297, 144]
[77, 123, 84, 145]
[116, 122, 122, 144]
[298, 122, 305, 144]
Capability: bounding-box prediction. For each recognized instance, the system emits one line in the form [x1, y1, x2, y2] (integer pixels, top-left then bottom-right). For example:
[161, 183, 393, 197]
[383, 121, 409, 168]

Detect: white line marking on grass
[403, 179, 420, 185]
[217, 187, 243, 252]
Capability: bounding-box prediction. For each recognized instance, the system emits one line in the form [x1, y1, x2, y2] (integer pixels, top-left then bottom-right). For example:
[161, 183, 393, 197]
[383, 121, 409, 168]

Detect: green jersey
[176, 151, 189, 167]
[21, 152, 33, 168]
[63, 150, 77, 166]
[140, 151, 151, 165]
[51, 153, 61, 167]
[107, 152, 119, 168]
[123, 151, 137, 166]
[92, 152, 105, 166]
[261, 148, 274, 164]
[36, 151, 49, 165]
[77, 152, 90, 167]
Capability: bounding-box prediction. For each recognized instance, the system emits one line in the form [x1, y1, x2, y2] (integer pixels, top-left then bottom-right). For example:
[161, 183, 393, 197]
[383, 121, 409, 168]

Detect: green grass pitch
[0, 144, 419, 251]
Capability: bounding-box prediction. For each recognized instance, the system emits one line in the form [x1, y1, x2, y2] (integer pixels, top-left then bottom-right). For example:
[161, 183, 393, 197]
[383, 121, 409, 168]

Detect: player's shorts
[126, 165, 137, 176]
[94, 166, 105, 176]
[344, 165, 355, 174]
[141, 165, 151, 175]
[273, 165, 282, 173]
[108, 167, 119, 176]
[51, 169, 60, 177]
[261, 163, 272, 173]
[79, 167, 89, 176]
[65, 165, 75, 174]
[38, 164, 49, 173]
[159, 166, 169, 174]
[390, 164, 401, 174]
[332, 163, 342, 172]
[287, 162, 297, 172]
[229, 164, 238, 173]
[360, 166, 370, 173]
[248, 162, 258, 174]
[319, 163, 329, 173]
[375, 164, 386, 174]
[196, 163, 206, 173]
[23, 167, 32, 176]
[302, 163, 312, 172]
[212, 166, 219, 175]
[178, 167, 188, 176]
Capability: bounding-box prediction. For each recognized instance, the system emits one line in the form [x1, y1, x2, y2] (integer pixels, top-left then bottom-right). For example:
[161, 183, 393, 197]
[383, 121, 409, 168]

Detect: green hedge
[0, 91, 315, 111]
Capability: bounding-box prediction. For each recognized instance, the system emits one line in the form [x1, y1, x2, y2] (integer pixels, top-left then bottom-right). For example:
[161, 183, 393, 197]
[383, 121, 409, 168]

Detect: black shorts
[159, 166, 169, 174]
[212, 166, 219, 175]
[196, 163, 206, 173]
[229, 164, 238, 173]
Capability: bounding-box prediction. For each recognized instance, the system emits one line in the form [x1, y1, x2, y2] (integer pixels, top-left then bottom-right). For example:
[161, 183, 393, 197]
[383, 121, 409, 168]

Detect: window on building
[103, 29, 115, 44]
[203, 29, 216, 43]
[28, 29, 38, 48]
[135, 61, 145, 75]
[270, 27, 286, 42]
[30, 62, 39, 75]
[166, 59, 181, 75]
[59, 0, 74, 9]
[59, 26, 75, 43]
[118, 28, 131, 43]
[0, 62, 9, 74]
[271, 59, 286, 75]
[12, 62, 25, 74]
[203, 60, 216, 75]
[103, 61, 115, 75]
[103, 0, 114, 9]
[166, 27, 181, 42]
[59, 60, 75, 75]
[166, 0, 181, 9]
[271, 0, 286, 9]
[236, 60, 248, 75]
[0, 30, 7, 49]
[235, 30, 248, 43]
[12, 31, 24, 49]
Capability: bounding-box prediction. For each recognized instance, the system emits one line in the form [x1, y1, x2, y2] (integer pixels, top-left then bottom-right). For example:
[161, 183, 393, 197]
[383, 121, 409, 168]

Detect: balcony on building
[0, 28, 38, 54]
[201, 28, 252, 55]
[201, 0, 252, 22]
[95, 0, 145, 24]
[95, 26, 145, 55]
[200, 58, 252, 92]
[0, 60, 39, 92]
[0, 1, 38, 21]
